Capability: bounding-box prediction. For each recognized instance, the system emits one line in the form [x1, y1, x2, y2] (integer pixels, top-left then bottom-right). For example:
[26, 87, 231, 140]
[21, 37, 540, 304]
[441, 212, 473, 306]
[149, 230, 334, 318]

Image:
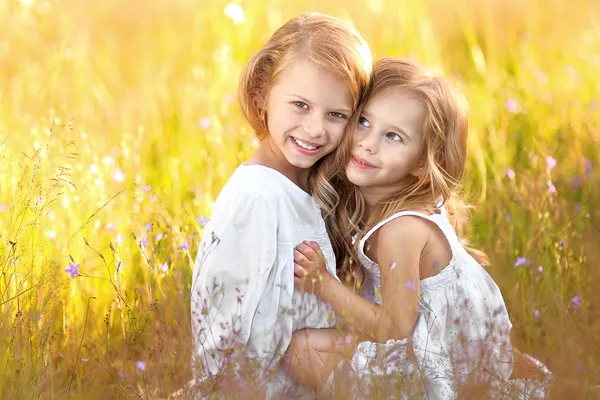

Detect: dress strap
[358, 207, 461, 257]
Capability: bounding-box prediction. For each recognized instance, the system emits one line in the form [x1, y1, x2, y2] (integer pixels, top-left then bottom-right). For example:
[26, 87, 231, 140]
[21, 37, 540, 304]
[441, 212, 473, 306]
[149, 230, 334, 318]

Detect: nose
[357, 130, 378, 154]
[303, 114, 326, 138]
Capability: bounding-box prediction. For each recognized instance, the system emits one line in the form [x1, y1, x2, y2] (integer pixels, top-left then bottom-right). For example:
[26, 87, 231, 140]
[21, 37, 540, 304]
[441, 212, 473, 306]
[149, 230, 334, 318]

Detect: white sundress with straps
[331, 206, 517, 399]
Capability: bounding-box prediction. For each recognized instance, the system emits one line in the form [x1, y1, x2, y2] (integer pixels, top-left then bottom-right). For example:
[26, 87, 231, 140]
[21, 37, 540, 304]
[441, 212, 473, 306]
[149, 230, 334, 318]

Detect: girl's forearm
[320, 276, 397, 342]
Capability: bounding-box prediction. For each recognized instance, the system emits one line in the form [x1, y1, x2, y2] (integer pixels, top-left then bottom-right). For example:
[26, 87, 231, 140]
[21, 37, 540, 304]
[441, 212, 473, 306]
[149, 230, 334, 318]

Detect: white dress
[333, 207, 515, 399]
[190, 164, 337, 399]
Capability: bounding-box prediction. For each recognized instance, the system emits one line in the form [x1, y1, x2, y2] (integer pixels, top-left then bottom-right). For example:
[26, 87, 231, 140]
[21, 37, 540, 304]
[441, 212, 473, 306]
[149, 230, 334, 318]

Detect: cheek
[383, 148, 420, 173]
[327, 122, 348, 146]
[380, 149, 407, 170]
[267, 106, 292, 130]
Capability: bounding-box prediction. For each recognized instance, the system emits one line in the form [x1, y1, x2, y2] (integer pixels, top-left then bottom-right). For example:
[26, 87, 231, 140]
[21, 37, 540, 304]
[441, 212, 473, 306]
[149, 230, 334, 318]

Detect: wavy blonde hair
[238, 12, 372, 140]
[313, 57, 489, 287]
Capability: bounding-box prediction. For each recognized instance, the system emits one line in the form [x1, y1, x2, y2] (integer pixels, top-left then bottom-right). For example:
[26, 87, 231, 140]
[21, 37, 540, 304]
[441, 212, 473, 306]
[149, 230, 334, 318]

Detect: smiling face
[346, 90, 427, 197]
[262, 59, 354, 170]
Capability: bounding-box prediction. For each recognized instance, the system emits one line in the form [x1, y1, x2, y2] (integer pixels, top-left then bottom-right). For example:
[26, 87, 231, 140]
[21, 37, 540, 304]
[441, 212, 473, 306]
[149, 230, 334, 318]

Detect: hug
[190, 12, 551, 400]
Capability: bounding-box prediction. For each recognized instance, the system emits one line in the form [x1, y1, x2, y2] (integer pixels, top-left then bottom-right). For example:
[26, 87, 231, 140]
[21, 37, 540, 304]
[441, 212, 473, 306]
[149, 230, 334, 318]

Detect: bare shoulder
[377, 215, 430, 246]
[374, 216, 430, 270]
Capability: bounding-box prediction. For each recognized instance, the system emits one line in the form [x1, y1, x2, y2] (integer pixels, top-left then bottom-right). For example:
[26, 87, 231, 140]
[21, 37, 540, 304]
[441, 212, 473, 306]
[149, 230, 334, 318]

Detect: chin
[284, 152, 320, 169]
[345, 168, 370, 187]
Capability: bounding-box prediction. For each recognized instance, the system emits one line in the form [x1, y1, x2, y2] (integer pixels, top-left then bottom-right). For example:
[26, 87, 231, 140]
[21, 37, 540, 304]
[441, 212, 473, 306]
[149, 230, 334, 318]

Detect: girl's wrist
[318, 272, 339, 300]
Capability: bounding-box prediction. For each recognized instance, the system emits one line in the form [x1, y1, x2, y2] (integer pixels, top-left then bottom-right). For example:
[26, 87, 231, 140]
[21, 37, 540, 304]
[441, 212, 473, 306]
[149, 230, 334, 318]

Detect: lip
[350, 154, 377, 169]
[290, 137, 323, 156]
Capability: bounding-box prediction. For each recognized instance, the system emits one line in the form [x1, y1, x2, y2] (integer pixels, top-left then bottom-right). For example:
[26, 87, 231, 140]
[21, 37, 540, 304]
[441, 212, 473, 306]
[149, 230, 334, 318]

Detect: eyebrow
[289, 94, 352, 114]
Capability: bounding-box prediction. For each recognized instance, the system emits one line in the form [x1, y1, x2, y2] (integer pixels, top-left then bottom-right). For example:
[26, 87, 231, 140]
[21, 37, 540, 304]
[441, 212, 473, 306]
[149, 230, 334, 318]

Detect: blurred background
[0, 0, 599, 398]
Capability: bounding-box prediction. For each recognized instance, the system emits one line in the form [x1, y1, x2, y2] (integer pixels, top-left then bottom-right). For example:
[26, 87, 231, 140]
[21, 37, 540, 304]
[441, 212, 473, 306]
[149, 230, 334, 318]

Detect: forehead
[270, 59, 353, 106]
[364, 90, 426, 130]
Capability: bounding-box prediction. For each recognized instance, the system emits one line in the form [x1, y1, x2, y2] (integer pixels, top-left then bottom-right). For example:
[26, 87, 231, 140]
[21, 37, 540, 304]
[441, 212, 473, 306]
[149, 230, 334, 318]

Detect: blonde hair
[314, 57, 489, 287]
[238, 12, 372, 140]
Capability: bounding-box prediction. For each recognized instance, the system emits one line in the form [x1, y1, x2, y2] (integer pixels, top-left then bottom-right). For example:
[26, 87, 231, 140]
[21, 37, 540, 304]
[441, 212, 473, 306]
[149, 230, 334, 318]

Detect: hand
[293, 241, 332, 296]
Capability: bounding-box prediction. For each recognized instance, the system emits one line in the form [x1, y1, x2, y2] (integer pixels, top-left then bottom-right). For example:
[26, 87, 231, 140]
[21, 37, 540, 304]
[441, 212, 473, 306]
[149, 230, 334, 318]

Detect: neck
[359, 177, 419, 222]
[360, 190, 382, 222]
[249, 139, 312, 193]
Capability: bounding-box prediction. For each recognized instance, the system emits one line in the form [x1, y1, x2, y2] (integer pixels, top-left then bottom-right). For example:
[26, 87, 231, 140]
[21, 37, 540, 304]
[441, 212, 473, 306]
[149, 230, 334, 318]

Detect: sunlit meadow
[0, 0, 599, 398]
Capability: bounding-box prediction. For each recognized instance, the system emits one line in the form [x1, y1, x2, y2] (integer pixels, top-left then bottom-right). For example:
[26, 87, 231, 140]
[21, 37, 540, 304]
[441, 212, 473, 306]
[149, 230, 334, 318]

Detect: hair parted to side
[313, 57, 489, 288]
[238, 12, 372, 140]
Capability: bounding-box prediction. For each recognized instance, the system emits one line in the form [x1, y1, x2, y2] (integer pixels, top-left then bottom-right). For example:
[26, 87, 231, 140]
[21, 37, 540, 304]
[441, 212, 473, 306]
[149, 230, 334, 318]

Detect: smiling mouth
[351, 154, 377, 168]
[291, 137, 322, 152]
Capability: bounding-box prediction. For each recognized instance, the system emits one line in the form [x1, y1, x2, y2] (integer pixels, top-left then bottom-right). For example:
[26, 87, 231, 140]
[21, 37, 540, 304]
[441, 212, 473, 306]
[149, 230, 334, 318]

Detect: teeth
[354, 156, 371, 166]
[293, 138, 318, 151]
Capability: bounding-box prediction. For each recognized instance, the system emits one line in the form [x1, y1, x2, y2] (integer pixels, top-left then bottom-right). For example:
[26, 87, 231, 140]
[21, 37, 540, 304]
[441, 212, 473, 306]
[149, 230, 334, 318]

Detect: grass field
[0, 0, 599, 398]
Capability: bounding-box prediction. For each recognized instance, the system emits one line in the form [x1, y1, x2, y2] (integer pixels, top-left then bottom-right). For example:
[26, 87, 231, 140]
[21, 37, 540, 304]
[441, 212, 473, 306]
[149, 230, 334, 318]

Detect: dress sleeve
[190, 190, 279, 379]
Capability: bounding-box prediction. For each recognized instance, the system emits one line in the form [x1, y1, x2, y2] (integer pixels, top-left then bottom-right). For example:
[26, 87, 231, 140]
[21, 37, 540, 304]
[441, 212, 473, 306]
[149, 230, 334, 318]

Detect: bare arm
[282, 328, 357, 395]
[294, 217, 425, 342]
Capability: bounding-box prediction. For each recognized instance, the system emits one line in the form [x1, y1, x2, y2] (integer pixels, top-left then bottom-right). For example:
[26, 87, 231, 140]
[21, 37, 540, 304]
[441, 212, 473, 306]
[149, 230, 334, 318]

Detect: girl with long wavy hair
[283, 57, 544, 398]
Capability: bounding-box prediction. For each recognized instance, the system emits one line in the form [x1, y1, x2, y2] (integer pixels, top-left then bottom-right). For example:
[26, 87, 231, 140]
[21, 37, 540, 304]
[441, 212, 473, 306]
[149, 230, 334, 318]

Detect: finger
[294, 262, 308, 277]
[295, 242, 312, 254]
[294, 250, 313, 266]
[306, 241, 325, 260]
[304, 241, 321, 252]
[296, 244, 317, 260]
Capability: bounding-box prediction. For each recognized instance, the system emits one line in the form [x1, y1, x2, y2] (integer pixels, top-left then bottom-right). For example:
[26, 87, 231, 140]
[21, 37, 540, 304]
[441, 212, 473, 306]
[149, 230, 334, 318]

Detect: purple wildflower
[159, 262, 169, 272]
[546, 156, 557, 170]
[537, 266, 543, 273]
[142, 185, 151, 192]
[506, 169, 515, 180]
[140, 236, 148, 247]
[118, 371, 125, 380]
[514, 257, 532, 267]
[178, 240, 190, 250]
[506, 98, 519, 113]
[547, 181, 556, 194]
[195, 216, 210, 227]
[534, 310, 540, 318]
[135, 360, 147, 371]
[145, 222, 153, 231]
[64, 262, 80, 278]
[156, 232, 163, 241]
[571, 295, 582, 309]
[405, 280, 416, 292]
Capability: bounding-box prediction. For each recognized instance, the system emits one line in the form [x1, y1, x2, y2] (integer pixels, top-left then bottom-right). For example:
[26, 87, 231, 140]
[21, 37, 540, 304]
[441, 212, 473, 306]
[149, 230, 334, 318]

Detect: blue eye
[330, 112, 346, 119]
[386, 132, 402, 142]
[293, 101, 308, 109]
[358, 116, 370, 128]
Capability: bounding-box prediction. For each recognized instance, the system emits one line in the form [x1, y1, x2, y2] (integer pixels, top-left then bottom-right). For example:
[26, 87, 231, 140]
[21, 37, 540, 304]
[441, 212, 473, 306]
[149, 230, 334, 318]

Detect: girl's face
[346, 90, 427, 196]
[263, 59, 353, 170]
